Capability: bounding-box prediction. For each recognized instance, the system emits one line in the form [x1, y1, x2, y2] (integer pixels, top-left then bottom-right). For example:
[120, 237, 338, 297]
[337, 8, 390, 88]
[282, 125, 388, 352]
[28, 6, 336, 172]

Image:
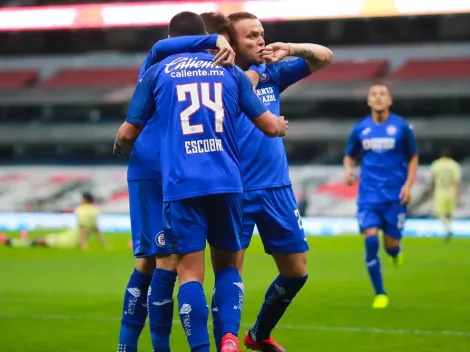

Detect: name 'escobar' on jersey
[185, 138, 224, 154]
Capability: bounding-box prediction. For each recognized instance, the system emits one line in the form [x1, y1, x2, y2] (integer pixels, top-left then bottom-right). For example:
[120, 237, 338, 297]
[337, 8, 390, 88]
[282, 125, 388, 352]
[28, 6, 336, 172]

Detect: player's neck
[371, 110, 390, 124]
[235, 57, 250, 71]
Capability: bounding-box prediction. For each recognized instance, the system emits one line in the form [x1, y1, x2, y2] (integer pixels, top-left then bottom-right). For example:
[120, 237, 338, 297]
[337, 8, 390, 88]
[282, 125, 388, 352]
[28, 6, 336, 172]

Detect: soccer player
[119, 11, 287, 352]
[430, 148, 462, 242]
[148, 12, 333, 352]
[115, 15, 237, 352]
[344, 83, 419, 309]
[0, 192, 104, 250]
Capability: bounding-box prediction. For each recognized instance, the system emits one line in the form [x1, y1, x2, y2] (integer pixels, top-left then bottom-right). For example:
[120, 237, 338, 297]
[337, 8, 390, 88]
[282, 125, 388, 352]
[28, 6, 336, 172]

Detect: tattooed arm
[287, 43, 333, 72]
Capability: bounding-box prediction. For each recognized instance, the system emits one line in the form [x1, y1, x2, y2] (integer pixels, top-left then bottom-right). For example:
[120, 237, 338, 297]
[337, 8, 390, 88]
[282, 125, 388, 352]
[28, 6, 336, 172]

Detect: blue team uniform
[345, 113, 418, 238]
[143, 35, 312, 254]
[237, 60, 311, 253]
[127, 52, 268, 255]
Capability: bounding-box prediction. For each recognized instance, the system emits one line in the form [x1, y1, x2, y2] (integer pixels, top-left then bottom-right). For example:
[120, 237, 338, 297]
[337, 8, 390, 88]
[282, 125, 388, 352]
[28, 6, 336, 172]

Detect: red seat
[40, 67, 139, 88]
[303, 60, 389, 82]
[392, 58, 470, 80]
[0, 70, 38, 88]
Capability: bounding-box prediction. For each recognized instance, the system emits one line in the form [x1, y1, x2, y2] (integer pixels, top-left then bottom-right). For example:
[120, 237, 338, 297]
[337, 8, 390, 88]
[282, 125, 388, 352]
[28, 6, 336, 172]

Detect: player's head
[82, 192, 94, 204]
[440, 147, 452, 158]
[367, 83, 392, 114]
[227, 12, 265, 66]
[168, 11, 207, 38]
[201, 11, 232, 43]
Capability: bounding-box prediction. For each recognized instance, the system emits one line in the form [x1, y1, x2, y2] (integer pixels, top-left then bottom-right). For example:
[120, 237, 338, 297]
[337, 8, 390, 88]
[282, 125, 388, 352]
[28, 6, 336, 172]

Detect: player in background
[132, 12, 332, 351]
[0, 192, 104, 250]
[115, 13, 237, 352]
[118, 11, 287, 352]
[344, 83, 419, 309]
[430, 148, 462, 242]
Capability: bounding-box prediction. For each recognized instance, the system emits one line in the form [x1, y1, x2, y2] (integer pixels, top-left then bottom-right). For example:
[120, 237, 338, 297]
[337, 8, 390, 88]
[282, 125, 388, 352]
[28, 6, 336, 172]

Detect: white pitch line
[0, 312, 469, 338]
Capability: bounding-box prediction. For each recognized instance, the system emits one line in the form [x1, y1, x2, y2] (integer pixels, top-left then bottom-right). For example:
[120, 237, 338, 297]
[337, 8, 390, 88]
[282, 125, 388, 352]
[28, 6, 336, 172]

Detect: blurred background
[0, 0, 469, 235]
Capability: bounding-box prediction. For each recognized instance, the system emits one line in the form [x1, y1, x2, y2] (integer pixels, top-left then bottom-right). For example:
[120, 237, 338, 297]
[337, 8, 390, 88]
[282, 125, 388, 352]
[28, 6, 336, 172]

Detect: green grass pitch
[1, 231, 470, 351]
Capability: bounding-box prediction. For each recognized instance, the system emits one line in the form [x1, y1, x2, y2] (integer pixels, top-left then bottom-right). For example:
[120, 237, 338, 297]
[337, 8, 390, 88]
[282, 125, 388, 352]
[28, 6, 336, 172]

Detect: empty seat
[392, 58, 470, 80]
[39, 67, 139, 88]
[0, 69, 39, 88]
[302, 60, 389, 82]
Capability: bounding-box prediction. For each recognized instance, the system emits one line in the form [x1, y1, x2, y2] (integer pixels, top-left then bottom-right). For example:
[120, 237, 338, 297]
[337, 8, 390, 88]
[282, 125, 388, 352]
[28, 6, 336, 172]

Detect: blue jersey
[237, 59, 310, 191]
[126, 52, 267, 201]
[345, 113, 418, 204]
[137, 35, 311, 191]
[128, 35, 219, 182]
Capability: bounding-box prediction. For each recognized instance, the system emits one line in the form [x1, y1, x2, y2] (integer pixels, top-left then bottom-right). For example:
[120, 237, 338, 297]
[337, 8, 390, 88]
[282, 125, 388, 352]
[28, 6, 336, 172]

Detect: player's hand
[277, 116, 288, 137]
[261, 42, 290, 63]
[400, 185, 412, 205]
[345, 168, 356, 185]
[113, 141, 124, 156]
[213, 35, 235, 66]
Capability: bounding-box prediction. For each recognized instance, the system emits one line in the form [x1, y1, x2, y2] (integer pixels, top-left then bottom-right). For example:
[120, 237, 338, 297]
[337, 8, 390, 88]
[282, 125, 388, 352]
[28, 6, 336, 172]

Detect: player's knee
[273, 252, 308, 277]
[135, 256, 156, 275]
[156, 254, 177, 272]
[363, 228, 379, 237]
[383, 235, 400, 249]
[210, 247, 245, 275]
[176, 251, 205, 285]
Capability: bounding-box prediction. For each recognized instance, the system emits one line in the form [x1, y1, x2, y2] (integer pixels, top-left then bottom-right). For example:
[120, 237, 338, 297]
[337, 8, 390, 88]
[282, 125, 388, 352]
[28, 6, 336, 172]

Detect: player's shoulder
[353, 115, 372, 131]
[390, 112, 413, 129]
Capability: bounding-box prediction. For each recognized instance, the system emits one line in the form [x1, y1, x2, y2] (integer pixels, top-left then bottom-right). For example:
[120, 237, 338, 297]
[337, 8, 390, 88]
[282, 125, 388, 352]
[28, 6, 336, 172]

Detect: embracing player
[115, 13, 238, 352]
[430, 148, 462, 242]
[344, 83, 419, 309]
[146, 11, 333, 351]
[118, 11, 287, 352]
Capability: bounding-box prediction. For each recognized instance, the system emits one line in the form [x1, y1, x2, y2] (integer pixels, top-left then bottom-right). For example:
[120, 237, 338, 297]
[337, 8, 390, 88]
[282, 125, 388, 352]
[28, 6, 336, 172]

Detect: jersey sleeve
[344, 125, 361, 157]
[277, 58, 311, 92]
[402, 123, 418, 155]
[235, 67, 268, 119]
[126, 64, 158, 127]
[137, 35, 218, 81]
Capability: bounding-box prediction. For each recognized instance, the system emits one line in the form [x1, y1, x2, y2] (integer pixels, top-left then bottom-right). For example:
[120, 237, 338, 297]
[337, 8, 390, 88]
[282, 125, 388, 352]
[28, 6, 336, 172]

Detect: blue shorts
[128, 179, 171, 258]
[241, 186, 309, 254]
[357, 202, 407, 239]
[164, 193, 243, 255]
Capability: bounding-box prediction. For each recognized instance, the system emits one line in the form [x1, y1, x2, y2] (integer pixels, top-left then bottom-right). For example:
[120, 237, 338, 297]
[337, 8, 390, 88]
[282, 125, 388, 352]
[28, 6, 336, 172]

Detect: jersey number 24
[177, 82, 224, 135]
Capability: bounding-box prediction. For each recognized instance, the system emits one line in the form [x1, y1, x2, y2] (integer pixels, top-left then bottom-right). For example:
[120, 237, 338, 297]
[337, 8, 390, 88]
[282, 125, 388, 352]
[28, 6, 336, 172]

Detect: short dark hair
[441, 148, 452, 158]
[82, 192, 94, 203]
[201, 11, 234, 44]
[168, 11, 206, 37]
[227, 11, 258, 23]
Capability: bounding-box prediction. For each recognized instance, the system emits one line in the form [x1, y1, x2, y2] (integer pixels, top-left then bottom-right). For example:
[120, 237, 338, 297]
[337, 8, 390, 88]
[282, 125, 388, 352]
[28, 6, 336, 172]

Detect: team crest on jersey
[259, 73, 269, 82]
[386, 125, 397, 136]
[155, 231, 165, 248]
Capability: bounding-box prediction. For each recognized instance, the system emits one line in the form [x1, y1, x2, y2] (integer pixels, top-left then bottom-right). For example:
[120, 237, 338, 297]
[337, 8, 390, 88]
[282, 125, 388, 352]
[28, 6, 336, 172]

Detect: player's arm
[246, 63, 266, 87]
[455, 163, 462, 201]
[343, 125, 360, 185]
[114, 64, 158, 155]
[403, 124, 419, 191]
[236, 68, 287, 137]
[263, 42, 333, 91]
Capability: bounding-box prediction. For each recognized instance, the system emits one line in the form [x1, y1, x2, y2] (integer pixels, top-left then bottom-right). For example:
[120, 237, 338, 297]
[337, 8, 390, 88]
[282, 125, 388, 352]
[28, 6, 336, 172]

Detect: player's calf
[383, 235, 403, 268]
[363, 231, 386, 297]
[247, 252, 307, 346]
[177, 250, 210, 352]
[118, 257, 154, 352]
[149, 255, 177, 352]
[211, 248, 245, 351]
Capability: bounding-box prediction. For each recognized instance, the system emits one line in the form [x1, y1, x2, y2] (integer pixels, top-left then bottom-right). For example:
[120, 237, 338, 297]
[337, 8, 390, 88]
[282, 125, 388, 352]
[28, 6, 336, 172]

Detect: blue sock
[385, 246, 401, 258]
[250, 274, 308, 341]
[211, 292, 222, 352]
[148, 268, 177, 352]
[118, 269, 152, 352]
[178, 281, 210, 352]
[365, 236, 386, 295]
[213, 268, 244, 340]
